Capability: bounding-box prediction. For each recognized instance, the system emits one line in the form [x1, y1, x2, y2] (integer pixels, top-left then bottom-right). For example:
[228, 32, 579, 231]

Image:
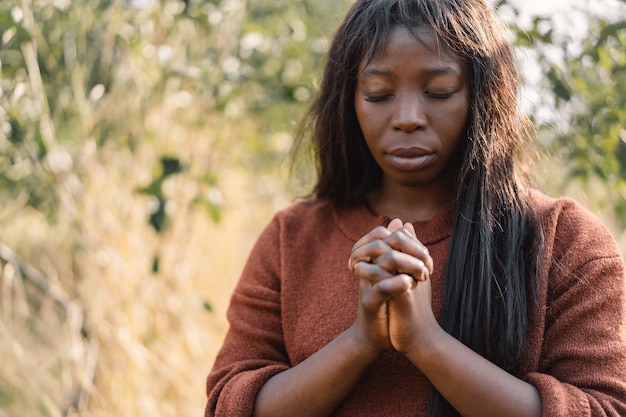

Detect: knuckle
[374, 225, 390, 234]
[354, 262, 371, 277]
[383, 232, 402, 246]
[375, 251, 399, 269]
[371, 239, 388, 252]
[355, 262, 379, 281]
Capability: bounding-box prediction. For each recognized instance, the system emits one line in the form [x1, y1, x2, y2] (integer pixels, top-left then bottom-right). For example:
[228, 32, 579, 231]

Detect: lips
[386, 147, 434, 171]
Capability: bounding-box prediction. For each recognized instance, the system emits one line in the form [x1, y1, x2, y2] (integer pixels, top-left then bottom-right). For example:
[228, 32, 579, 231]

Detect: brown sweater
[205, 190, 626, 416]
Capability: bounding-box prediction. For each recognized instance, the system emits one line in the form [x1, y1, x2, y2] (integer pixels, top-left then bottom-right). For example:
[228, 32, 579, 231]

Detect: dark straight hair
[296, 0, 544, 415]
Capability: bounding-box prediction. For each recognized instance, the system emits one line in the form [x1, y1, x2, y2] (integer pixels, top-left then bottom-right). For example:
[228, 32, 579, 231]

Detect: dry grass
[0, 116, 291, 416]
[0, 1, 298, 411]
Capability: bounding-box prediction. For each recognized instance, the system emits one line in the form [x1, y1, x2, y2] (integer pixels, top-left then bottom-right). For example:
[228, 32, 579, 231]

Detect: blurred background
[0, 0, 624, 415]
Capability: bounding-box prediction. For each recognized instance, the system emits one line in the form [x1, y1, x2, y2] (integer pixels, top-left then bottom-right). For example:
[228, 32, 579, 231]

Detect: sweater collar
[332, 199, 454, 245]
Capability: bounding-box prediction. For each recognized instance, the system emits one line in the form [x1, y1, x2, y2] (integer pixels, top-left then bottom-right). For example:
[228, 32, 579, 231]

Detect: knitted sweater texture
[205, 190, 626, 416]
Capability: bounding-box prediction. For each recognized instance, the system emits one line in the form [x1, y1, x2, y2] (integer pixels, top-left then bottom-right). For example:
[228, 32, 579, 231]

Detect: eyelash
[427, 92, 453, 99]
[364, 95, 392, 103]
[363, 92, 454, 103]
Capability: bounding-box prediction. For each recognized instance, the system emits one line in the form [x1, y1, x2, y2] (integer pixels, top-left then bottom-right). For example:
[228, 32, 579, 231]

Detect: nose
[392, 93, 426, 132]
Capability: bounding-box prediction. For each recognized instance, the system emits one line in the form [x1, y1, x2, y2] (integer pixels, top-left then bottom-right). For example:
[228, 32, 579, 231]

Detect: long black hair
[296, 0, 543, 415]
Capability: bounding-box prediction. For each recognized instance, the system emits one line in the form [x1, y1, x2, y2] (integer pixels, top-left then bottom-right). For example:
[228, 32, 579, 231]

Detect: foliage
[0, 0, 348, 415]
[549, 18, 626, 223]
[506, 1, 626, 226]
[1, 0, 217, 226]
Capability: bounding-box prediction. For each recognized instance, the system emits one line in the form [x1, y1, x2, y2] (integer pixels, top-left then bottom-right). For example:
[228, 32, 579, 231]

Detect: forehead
[361, 25, 462, 69]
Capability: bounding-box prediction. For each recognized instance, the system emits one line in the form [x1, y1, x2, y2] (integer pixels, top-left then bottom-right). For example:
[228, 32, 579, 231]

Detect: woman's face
[354, 26, 470, 194]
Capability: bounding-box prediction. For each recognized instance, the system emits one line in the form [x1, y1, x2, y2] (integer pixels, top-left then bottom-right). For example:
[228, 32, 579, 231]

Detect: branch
[0, 242, 71, 310]
[0, 241, 96, 415]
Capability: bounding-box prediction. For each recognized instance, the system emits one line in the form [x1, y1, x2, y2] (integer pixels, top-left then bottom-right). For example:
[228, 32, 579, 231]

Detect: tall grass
[0, 0, 294, 415]
[0, 137, 285, 416]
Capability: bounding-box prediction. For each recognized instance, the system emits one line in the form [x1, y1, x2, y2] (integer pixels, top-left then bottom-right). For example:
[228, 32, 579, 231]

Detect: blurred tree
[0, 0, 351, 227]
[501, 0, 626, 227]
[546, 18, 626, 224]
[2, 0, 625, 228]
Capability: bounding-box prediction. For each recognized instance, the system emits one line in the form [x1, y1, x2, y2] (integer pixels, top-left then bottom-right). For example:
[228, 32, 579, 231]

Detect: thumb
[403, 222, 417, 238]
[387, 218, 404, 232]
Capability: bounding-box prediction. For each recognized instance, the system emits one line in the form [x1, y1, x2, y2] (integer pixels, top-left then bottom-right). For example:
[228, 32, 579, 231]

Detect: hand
[348, 219, 434, 354]
[384, 221, 439, 356]
[349, 223, 396, 353]
[387, 267, 438, 355]
[349, 219, 432, 283]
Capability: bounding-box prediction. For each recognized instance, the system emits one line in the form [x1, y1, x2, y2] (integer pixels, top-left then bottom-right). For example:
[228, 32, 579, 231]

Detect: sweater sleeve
[524, 201, 626, 416]
[205, 215, 290, 417]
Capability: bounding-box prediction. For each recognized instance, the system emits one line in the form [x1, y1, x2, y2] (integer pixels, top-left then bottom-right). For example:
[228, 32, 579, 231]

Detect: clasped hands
[348, 218, 438, 356]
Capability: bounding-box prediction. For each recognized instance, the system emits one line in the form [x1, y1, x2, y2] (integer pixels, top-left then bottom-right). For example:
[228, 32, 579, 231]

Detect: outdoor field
[0, 0, 624, 416]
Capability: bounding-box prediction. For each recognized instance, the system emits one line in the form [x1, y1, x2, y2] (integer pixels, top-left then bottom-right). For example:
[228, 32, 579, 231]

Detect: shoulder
[528, 188, 621, 263]
[269, 198, 382, 243]
[527, 189, 624, 297]
[266, 199, 337, 238]
[255, 199, 347, 251]
[237, 199, 339, 287]
[272, 198, 336, 224]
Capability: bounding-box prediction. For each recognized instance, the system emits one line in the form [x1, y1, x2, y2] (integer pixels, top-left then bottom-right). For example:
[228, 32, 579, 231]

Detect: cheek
[457, 93, 471, 128]
[450, 107, 469, 134]
[356, 105, 387, 137]
[354, 100, 369, 127]
[440, 99, 470, 135]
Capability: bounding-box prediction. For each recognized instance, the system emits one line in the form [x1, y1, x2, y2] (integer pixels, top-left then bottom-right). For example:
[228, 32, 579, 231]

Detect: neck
[366, 179, 455, 223]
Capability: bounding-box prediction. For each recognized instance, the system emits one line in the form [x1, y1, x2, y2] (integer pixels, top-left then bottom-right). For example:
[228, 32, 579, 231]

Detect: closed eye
[426, 91, 454, 99]
[364, 94, 393, 103]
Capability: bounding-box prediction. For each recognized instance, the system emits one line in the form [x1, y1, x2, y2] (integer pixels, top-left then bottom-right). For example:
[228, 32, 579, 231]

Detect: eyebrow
[361, 66, 461, 78]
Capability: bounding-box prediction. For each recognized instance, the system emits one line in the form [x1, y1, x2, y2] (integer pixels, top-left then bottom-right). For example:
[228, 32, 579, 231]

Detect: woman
[205, 0, 626, 415]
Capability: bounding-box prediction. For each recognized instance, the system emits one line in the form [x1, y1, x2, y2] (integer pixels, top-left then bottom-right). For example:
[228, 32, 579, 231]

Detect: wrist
[345, 324, 386, 362]
[403, 324, 448, 368]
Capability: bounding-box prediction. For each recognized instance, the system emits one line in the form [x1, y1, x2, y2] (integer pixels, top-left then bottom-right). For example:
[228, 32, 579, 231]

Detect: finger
[373, 251, 430, 282]
[352, 226, 391, 251]
[376, 274, 415, 296]
[353, 261, 394, 285]
[358, 277, 391, 311]
[360, 274, 414, 308]
[349, 226, 392, 270]
[349, 239, 393, 271]
[387, 218, 404, 232]
[383, 230, 433, 275]
[403, 222, 417, 238]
